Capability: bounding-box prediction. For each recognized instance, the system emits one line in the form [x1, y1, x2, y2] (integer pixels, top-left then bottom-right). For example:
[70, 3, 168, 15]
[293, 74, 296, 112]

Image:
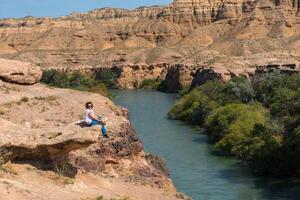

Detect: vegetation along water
[168, 73, 300, 176]
[111, 85, 300, 200]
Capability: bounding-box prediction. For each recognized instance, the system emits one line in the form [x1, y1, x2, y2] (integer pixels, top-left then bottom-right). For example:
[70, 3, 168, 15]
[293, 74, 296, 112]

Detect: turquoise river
[111, 89, 300, 200]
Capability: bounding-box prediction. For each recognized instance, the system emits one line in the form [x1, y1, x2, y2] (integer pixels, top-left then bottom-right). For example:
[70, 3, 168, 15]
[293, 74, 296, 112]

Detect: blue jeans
[89, 119, 108, 136]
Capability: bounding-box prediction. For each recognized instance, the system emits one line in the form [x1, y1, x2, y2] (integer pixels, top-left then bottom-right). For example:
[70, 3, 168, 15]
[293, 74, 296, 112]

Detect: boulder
[0, 58, 42, 85]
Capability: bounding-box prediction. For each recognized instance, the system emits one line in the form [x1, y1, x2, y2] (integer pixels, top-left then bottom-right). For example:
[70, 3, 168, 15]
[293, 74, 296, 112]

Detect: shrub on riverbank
[139, 79, 162, 89]
[41, 70, 109, 97]
[168, 77, 255, 124]
[95, 69, 118, 88]
[168, 88, 219, 124]
[206, 103, 268, 154]
[168, 73, 300, 176]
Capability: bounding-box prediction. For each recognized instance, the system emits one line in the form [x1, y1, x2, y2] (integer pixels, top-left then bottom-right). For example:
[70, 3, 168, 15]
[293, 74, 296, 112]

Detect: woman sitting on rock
[84, 101, 109, 138]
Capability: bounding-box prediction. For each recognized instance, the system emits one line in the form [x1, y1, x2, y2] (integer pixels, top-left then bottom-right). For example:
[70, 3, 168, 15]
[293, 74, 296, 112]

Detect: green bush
[270, 87, 299, 117]
[168, 78, 254, 125]
[140, 79, 162, 89]
[253, 72, 300, 106]
[205, 103, 268, 154]
[41, 70, 109, 97]
[236, 123, 284, 173]
[95, 69, 118, 88]
[168, 88, 219, 124]
[178, 87, 190, 96]
[222, 77, 255, 103]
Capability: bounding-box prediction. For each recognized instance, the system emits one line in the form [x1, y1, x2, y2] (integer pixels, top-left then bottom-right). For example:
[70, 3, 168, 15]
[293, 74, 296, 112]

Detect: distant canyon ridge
[0, 0, 299, 89]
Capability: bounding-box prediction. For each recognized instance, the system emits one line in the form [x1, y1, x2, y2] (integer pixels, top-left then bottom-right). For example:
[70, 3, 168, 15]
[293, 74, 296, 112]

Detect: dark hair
[85, 101, 93, 109]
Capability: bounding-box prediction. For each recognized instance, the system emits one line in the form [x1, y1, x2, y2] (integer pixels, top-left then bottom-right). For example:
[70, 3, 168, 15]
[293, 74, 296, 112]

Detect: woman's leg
[89, 120, 100, 126]
[101, 125, 108, 136]
[90, 120, 108, 137]
[98, 115, 108, 137]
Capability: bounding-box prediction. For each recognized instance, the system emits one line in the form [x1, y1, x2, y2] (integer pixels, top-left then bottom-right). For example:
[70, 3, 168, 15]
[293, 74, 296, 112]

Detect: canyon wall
[0, 0, 299, 89]
[160, 53, 300, 92]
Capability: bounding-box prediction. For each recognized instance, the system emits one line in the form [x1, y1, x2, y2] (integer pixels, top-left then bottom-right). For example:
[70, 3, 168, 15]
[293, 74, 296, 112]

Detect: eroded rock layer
[163, 53, 300, 92]
[0, 0, 299, 89]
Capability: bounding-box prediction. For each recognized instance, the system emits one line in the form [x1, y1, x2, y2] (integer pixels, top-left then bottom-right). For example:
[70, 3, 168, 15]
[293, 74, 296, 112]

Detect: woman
[84, 101, 109, 138]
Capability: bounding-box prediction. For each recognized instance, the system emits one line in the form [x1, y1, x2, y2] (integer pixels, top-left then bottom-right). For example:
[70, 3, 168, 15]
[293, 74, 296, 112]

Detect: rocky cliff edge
[0, 59, 188, 200]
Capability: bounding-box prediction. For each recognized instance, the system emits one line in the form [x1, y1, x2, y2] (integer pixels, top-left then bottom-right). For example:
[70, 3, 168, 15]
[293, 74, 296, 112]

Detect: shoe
[103, 135, 109, 138]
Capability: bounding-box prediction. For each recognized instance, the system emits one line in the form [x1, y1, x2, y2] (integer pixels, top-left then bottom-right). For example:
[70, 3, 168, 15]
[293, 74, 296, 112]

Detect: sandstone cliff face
[66, 6, 164, 20]
[159, 63, 196, 92]
[0, 0, 299, 89]
[112, 63, 168, 89]
[161, 52, 300, 92]
[190, 58, 300, 89]
[160, 0, 255, 28]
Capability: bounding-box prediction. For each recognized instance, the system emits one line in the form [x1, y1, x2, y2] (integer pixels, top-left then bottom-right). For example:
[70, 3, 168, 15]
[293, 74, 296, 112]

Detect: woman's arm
[88, 112, 105, 125]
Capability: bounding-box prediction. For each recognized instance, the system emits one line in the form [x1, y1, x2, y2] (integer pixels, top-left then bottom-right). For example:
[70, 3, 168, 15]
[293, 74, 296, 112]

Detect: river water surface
[111, 89, 300, 200]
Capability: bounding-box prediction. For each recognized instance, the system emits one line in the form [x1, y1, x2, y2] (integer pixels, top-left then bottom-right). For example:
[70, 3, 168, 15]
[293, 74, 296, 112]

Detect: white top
[84, 109, 94, 124]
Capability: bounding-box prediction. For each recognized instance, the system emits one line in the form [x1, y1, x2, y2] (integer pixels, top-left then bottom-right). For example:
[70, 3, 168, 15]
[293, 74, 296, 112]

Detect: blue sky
[0, 0, 172, 18]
